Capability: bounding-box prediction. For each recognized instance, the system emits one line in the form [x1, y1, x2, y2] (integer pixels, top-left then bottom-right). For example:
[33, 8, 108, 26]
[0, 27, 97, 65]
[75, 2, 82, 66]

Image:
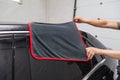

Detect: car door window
[76, 32, 105, 79]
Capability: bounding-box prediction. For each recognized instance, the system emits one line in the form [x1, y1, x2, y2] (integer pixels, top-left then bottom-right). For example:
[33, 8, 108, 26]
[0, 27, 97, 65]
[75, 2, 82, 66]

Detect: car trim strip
[0, 31, 29, 34]
[82, 59, 106, 80]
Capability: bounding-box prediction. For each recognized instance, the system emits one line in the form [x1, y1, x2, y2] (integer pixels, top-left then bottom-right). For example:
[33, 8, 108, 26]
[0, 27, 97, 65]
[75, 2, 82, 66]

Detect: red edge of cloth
[27, 22, 89, 62]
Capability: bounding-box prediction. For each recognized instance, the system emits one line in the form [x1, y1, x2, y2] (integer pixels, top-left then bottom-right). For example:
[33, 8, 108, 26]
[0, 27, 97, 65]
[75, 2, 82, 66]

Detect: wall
[0, 0, 46, 23]
[45, 0, 74, 23]
[76, 0, 120, 50]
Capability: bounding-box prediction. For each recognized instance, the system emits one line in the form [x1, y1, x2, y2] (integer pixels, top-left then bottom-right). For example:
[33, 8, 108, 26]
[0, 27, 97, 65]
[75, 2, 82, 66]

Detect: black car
[0, 24, 117, 80]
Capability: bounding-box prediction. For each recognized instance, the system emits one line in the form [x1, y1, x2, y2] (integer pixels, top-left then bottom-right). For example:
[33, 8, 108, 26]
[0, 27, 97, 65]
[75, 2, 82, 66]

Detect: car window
[83, 32, 106, 49]
[76, 31, 105, 78]
[81, 31, 104, 61]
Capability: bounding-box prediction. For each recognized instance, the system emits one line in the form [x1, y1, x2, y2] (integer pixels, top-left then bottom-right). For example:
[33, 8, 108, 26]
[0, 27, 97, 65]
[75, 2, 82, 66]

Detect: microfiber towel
[28, 21, 88, 61]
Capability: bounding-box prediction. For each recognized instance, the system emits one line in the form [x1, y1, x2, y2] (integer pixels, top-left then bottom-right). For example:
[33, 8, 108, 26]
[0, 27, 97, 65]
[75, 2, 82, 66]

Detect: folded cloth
[28, 21, 88, 61]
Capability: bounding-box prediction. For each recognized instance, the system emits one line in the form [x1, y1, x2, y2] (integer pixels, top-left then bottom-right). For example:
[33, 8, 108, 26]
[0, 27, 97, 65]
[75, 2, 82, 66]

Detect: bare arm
[74, 16, 119, 29]
[73, 16, 120, 60]
[86, 47, 120, 60]
[100, 49, 120, 59]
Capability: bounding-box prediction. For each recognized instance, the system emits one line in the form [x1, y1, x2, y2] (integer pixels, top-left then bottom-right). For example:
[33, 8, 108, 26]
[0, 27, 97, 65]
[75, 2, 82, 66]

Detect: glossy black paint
[0, 24, 117, 80]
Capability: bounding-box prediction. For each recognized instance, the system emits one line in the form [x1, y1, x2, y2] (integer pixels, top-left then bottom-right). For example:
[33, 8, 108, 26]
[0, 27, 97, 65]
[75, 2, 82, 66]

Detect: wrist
[95, 48, 104, 55]
[98, 49, 105, 55]
[77, 17, 89, 23]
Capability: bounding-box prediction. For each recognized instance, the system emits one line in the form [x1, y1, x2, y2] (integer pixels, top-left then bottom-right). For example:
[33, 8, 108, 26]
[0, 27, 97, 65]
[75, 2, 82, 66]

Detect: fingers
[86, 47, 95, 60]
[73, 16, 80, 23]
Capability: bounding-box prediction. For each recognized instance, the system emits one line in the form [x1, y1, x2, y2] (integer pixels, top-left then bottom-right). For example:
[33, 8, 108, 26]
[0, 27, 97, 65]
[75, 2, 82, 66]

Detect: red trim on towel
[28, 22, 89, 62]
[73, 22, 87, 48]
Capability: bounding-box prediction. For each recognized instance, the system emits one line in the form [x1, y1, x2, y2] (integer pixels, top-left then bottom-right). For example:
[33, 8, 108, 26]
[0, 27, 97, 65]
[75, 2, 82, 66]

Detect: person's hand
[86, 47, 102, 60]
[73, 16, 88, 23]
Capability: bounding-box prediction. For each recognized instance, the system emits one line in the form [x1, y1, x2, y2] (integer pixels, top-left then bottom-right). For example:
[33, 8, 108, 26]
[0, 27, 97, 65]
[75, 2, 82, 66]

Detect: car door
[80, 31, 114, 80]
[0, 34, 13, 80]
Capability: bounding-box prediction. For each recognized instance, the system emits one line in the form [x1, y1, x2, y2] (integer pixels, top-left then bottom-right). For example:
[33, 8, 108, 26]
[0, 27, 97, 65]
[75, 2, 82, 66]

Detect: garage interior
[0, 0, 120, 80]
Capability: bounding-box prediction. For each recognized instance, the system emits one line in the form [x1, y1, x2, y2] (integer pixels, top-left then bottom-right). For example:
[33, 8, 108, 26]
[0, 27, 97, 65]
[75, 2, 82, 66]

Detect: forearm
[85, 19, 107, 27]
[85, 19, 118, 29]
[86, 47, 120, 60]
[74, 16, 119, 29]
[99, 49, 120, 59]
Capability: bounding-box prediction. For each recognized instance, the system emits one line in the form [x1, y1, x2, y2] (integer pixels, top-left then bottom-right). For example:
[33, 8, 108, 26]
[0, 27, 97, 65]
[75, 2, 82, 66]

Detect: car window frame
[81, 34, 106, 80]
